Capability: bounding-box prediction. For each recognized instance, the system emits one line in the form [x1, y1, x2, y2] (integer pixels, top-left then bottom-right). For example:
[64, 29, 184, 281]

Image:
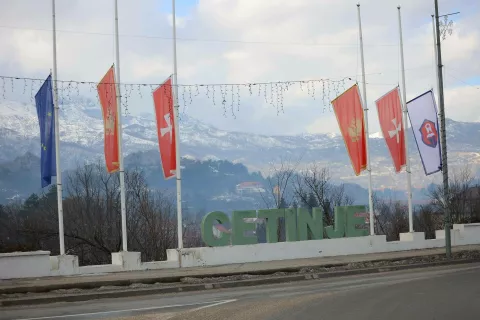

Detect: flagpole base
[111, 251, 141, 271]
[50, 255, 79, 276]
[399, 232, 425, 242]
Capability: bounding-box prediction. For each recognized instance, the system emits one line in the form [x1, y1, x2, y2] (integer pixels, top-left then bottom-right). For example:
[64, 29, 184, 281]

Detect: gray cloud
[0, 0, 478, 135]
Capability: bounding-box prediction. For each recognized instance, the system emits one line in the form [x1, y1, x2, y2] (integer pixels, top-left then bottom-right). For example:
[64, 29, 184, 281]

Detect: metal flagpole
[357, 3, 375, 236]
[114, 0, 128, 252]
[397, 6, 414, 233]
[434, 0, 452, 259]
[172, 0, 184, 254]
[431, 15, 440, 104]
[51, 0, 65, 255]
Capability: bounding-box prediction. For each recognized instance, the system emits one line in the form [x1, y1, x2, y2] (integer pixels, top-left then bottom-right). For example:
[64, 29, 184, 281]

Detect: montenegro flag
[97, 66, 120, 173]
[331, 84, 367, 176]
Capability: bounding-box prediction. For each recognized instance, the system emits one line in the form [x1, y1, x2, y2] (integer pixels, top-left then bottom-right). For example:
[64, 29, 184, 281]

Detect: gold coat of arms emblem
[348, 118, 363, 142]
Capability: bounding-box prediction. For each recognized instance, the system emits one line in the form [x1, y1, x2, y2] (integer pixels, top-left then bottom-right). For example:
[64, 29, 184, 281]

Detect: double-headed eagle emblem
[105, 109, 115, 135]
[348, 118, 363, 142]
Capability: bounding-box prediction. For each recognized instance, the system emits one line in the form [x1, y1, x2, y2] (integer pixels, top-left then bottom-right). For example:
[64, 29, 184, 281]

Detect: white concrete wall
[141, 260, 179, 270]
[2, 223, 480, 279]
[171, 236, 385, 268]
[75, 253, 178, 275]
[0, 251, 51, 279]
[169, 224, 480, 268]
[50, 255, 79, 276]
[78, 264, 123, 275]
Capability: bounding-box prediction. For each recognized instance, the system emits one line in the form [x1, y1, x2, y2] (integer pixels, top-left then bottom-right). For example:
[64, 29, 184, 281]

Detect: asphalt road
[2, 262, 480, 320]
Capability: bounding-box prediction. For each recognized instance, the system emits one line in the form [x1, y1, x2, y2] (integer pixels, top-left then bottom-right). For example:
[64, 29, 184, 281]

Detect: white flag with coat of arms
[406, 90, 442, 176]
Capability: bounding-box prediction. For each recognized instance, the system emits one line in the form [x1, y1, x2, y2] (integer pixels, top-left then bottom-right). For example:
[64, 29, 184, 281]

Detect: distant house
[235, 181, 266, 195]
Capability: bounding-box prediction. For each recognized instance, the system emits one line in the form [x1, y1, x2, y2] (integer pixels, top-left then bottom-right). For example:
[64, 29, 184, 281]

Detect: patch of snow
[369, 131, 383, 139]
[203, 154, 220, 161]
[182, 154, 196, 160]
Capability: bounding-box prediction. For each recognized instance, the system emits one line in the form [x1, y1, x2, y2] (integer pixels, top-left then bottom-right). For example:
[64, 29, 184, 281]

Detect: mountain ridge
[1, 98, 479, 191]
[0, 151, 430, 208]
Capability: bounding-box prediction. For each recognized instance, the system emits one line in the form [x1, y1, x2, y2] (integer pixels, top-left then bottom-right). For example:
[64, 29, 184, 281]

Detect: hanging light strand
[0, 74, 353, 117]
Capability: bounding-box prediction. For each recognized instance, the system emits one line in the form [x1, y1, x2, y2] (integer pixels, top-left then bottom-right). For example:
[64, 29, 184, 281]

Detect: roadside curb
[1, 258, 478, 307]
[0, 249, 471, 295]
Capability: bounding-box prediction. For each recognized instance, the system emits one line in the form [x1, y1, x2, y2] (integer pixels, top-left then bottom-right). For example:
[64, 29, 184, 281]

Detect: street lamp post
[433, 0, 459, 259]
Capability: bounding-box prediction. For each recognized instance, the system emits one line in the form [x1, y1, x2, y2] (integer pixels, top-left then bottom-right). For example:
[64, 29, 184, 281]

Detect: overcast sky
[0, 0, 478, 135]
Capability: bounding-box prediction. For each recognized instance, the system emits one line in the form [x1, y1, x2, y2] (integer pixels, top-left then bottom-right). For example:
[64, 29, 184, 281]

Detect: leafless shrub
[429, 165, 480, 224]
[293, 164, 353, 225]
[373, 197, 408, 241]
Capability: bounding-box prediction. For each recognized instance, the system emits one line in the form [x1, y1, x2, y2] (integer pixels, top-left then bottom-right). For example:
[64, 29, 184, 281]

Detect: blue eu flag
[35, 74, 57, 188]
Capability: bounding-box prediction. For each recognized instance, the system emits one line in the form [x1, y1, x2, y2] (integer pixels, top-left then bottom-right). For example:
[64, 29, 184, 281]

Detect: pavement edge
[1, 258, 479, 307]
[2, 248, 475, 296]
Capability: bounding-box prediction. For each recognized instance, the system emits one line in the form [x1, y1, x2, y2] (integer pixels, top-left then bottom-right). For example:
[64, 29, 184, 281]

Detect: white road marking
[190, 299, 237, 311]
[12, 299, 238, 320]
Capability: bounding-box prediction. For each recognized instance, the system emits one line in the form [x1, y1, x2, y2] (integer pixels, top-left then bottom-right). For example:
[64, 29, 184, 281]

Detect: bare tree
[0, 202, 39, 252]
[60, 162, 123, 264]
[183, 213, 203, 248]
[373, 197, 408, 241]
[130, 190, 177, 261]
[292, 164, 353, 225]
[0, 163, 180, 265]
[429, 165, 478, 224]
[260, 157, 298, 209]
[63, 163, 179, 264]
[259, 156, 301, 242]
[414, 204, 443, 239]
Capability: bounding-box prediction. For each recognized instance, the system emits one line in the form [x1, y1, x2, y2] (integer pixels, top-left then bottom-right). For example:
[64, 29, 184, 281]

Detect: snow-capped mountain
[1, 98, 479, 189]
[0, 98, 343, 165]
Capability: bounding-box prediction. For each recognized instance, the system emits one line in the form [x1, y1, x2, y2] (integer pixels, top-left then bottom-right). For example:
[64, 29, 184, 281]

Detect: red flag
[153, 77, 176, 179]
[375, 87, 406, 173]
[331, 84, 367, 176]
[97, 66, 120, 173]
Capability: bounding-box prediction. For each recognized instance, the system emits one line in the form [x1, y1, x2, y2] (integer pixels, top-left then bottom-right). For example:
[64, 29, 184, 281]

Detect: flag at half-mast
[35, 74, 57, 188]
[331, 84, 367, 176]
[407, 89, 442, 176]
[153, 77, 176, 179]
[375, 87, 406, 173]
[97, 66, 120, 173]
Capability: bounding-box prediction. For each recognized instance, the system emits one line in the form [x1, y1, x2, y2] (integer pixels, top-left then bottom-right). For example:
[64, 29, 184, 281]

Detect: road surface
[2, 262, 480, 320]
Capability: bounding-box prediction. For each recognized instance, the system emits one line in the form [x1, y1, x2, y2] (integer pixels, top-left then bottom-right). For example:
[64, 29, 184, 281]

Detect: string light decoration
[0, 75, 352, 117]
[439, 15, 454, 41]
[122, 83, 132, 116]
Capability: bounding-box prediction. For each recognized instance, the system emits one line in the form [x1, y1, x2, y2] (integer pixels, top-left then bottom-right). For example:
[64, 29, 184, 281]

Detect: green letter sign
[258, 209, 286, 243]
[200, 206, 369, 247]
[232, 210, 258, 245]
[297, 207, 324, 241]
[201, 211, 230, 247]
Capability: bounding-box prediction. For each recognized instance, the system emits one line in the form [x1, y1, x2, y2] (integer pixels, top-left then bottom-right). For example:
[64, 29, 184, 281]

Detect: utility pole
[434, 0, 459, 259]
